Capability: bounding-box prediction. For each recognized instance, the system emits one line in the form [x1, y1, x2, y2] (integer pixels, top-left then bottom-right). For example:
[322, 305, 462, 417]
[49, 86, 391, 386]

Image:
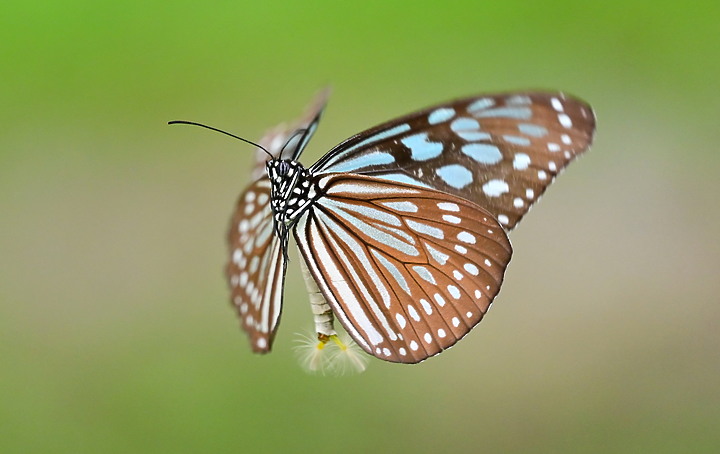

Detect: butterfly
[220, 88, 595, 365]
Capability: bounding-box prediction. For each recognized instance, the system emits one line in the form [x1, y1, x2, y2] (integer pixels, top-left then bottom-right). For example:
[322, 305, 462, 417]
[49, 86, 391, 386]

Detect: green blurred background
[2, 1, 719, 452]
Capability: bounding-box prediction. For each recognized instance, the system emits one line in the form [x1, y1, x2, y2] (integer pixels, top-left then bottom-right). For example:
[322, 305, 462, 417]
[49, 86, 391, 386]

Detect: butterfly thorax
[266, 159, 317, 228]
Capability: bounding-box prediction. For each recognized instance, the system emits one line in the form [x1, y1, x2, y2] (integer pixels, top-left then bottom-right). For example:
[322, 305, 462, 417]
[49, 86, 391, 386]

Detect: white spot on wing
[551, 97, 564, 112]
[437, 202, 459, 212]
[464, 263, 479, 275]
[408, 304, 420, 321]
[447, 285, 461, 299]
[558, 113, 572, 128]
[513, 153, 531, 170]
[482, 179, 509, 197]
[457, 231, 476, 244]
[419, 298, 433, 315]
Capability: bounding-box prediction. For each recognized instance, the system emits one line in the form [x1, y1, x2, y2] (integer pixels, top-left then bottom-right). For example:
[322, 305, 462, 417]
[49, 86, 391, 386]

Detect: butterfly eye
[277, 161, 291, 176]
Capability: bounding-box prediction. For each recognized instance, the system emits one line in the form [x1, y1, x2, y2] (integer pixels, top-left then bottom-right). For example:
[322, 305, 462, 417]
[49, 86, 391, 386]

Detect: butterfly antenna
[168, 120, 273, 159]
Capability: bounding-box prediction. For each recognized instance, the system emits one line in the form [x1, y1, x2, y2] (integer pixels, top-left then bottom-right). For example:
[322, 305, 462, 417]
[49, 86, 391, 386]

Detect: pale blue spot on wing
[451, 117, 480, 133]
[325, 151, 395, 173]
[412, 265, 436, 285]
[371, 250, 411, 296]
[506, 95, 532, 105]
[401, 133, 443, 161]
[376, 223, 416, 245]
[518, 123, 548, 137]
[503, 135, 532, 146]
[457, 131, 492, 141]
[321, 200, 419, 256]
[436, 164, 473, 189]
[374, 173, 433, 189]
[467, 98, 495, 112]
[318, 123, 411, 172]
[462, 143, 502, 165]
[425, 244, 449, 265]
[475, 107, 532, 120]
[428, 107, 455, 125]
[406, 220, 445, 239]
[326, 198, 402, 226]
[382, 201, 418, 213]
[346, 123, 411, 152]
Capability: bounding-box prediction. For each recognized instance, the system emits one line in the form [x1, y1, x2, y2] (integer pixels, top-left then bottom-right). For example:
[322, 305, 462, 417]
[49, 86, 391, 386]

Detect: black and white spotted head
[266, 159, 315, 227]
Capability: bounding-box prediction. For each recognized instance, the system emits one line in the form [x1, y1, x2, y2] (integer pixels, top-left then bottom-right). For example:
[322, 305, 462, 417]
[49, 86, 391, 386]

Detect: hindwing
[294, 174, 512, 363]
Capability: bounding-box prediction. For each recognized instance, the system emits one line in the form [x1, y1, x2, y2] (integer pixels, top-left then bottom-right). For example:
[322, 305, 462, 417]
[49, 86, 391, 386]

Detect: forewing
[226, 179, 286, 352]
[293, 174, 512, 363]
[311, 92, 595, 229]
[249, 88, 330, 180]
